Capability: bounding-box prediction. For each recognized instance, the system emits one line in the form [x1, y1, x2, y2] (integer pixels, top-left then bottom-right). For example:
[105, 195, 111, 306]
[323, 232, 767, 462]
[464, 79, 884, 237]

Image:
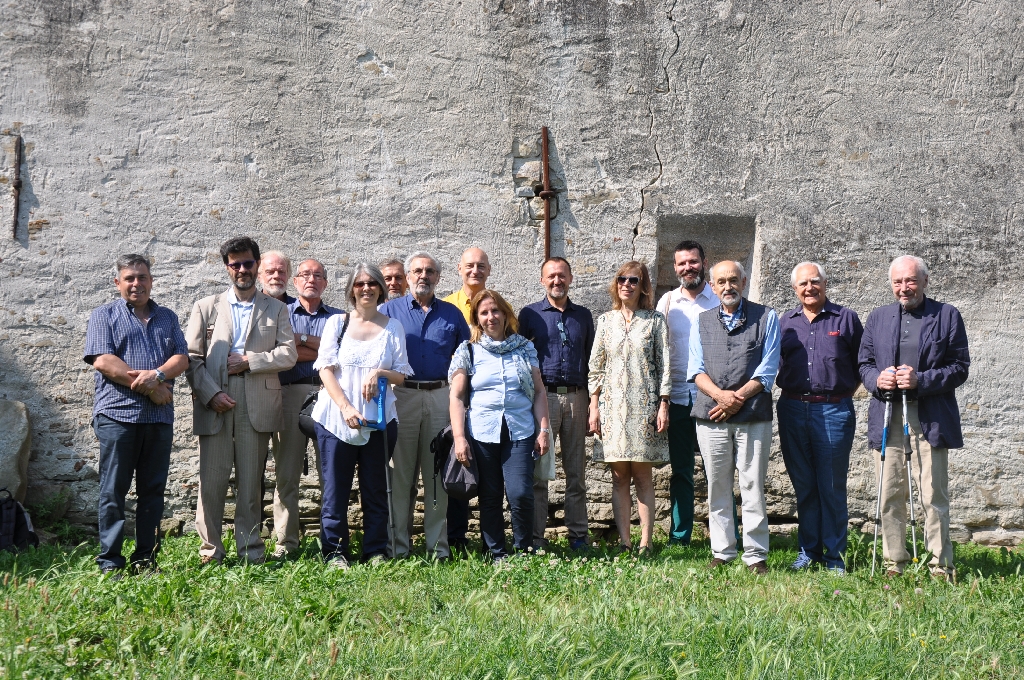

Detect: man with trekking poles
[859, 255, 970, 581]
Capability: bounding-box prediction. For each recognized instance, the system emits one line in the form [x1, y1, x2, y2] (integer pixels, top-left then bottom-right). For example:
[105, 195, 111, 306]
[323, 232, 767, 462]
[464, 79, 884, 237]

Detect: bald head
[709, 261, 747, 312]
[458, 247, 491, 294]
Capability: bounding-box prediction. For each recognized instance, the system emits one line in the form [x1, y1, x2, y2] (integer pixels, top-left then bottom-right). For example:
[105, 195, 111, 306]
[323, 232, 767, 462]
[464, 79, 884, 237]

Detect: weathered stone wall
[2, 0, 1022, 545]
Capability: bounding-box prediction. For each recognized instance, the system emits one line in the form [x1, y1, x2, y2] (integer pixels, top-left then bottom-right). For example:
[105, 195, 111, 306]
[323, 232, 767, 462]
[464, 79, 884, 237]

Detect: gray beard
[388, 290, 404, 300]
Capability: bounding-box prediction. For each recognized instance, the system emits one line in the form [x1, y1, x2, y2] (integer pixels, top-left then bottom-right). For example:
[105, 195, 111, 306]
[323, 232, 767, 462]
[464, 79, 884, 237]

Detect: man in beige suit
[185, 237, 297, 565]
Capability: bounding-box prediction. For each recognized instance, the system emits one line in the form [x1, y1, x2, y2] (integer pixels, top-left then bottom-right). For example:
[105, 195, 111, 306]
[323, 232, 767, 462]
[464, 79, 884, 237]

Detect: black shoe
[101, 566, 124, 582]
[129, 560, 160, 577]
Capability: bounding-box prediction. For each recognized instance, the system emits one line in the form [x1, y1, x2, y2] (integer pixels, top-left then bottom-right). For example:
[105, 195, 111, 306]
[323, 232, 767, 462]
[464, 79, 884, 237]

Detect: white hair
[790, 261, 827, 286]
[710, 260, 747, 280]
[259, 250, 292, 277]
[404, 251, 441, 276]
[888, 255, 929, 281]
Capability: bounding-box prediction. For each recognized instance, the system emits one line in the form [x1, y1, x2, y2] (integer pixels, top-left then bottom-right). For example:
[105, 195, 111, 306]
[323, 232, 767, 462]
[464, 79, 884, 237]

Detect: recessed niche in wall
[654, 214, 757, 301]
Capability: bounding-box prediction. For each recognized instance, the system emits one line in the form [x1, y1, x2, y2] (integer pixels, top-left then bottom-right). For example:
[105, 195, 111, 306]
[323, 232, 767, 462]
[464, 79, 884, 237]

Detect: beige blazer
[185, 289, 297, 435]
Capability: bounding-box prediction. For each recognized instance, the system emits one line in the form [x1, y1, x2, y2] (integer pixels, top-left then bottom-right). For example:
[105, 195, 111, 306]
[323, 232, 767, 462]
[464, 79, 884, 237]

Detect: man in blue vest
[688, 261, 780, 575]
[859, 255, 969, 580]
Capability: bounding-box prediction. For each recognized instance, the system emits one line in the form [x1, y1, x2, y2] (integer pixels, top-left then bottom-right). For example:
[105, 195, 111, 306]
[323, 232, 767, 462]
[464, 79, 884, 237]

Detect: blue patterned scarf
[449, 333, 538, 401]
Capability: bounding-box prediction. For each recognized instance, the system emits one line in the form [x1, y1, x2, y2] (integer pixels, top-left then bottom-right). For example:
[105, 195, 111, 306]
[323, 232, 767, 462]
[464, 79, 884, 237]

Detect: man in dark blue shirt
[777, 262, 863, 574]
[84, 254, 189, 578]
[518, 257, 595, 550]
[380, 251, 470, 559]
[261, 256, 341, 558]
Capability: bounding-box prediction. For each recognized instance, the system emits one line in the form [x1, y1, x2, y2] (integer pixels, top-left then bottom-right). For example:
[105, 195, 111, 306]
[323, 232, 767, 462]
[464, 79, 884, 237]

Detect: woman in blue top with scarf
[449, 289, 551, 561]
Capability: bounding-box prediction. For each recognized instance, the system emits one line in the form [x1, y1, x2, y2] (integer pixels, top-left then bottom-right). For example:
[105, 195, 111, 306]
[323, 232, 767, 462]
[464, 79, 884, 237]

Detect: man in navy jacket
[859, 255, 970, 579]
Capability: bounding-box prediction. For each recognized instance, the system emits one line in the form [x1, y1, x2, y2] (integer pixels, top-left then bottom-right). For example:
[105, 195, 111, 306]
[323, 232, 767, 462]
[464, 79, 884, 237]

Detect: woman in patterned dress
[588, 261, 671, 555]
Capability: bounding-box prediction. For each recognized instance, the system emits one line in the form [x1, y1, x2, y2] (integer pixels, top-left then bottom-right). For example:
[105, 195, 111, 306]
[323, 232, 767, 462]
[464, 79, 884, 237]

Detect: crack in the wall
[658, 0, 681, 94]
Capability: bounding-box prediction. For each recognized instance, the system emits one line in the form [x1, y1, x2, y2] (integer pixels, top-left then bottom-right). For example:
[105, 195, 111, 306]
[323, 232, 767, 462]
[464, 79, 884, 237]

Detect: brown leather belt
[781, 391, 852, 404]
[547, 385, 583, 394]
[404, 380, 448, 390]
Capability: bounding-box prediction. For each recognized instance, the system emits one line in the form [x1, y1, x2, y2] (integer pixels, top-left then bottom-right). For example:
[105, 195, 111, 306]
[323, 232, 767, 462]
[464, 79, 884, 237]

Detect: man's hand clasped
[876, 365, 918, 392]
[709, 389, 745, 423]
[227, 352, 249, 375]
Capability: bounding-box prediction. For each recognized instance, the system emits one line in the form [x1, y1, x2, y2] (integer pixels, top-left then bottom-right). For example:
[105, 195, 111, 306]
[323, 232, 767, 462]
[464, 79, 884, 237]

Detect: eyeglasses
[295, 272, 326, 281]
[410, 267, 437, 277]
[227, 260, 257, 271]
[353, 281, 380, 289]
[557, 321, 570, 347]
[616, 275, 640, 286]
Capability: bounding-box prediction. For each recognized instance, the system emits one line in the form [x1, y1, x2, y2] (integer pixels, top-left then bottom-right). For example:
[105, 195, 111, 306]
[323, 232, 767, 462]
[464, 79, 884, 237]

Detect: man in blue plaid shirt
[84, 254, 189, 578]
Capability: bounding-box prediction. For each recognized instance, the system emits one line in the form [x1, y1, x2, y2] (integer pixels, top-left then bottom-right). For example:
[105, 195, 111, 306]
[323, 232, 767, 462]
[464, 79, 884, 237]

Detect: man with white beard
[655, 241, 719, 546]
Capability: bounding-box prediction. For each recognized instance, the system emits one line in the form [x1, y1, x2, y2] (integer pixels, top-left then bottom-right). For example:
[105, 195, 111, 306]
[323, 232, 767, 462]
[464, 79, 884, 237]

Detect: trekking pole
[871, 398, 893, 578]
[902, 390, 919, 564]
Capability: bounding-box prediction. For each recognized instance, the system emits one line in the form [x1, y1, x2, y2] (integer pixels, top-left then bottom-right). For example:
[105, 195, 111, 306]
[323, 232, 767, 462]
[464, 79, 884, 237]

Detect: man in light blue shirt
[687, 260, 780, 574]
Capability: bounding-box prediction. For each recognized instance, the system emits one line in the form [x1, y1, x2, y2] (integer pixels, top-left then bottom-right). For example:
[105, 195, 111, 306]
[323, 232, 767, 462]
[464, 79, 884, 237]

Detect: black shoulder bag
[430, 343, 479, 502]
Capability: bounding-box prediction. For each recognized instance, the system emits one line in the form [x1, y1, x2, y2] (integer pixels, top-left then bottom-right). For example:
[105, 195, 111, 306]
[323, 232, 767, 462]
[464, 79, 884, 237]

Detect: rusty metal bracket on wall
[9, 134, 22, 239]
[539, 126, 556, 260]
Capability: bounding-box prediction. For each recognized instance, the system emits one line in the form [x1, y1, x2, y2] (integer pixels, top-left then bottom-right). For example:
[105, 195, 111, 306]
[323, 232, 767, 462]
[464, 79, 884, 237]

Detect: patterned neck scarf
[718, 298, 746, 333]
[449, 333, 537, 401]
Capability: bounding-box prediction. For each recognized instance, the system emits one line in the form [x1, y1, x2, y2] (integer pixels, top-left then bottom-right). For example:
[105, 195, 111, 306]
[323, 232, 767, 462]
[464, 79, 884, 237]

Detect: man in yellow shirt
[443, 247, 491, 324]
[442, 246, 492, 550]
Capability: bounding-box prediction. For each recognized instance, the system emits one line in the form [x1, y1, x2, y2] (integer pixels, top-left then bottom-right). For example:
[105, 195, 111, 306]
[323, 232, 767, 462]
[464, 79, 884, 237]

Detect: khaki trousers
[696, 420, 772, 566]
[876, 401, 953, 574]
[533, 390, 590, 544]
[389, 385, 451, 558]
[196, 375, 269, 561]
[269, 383, 318, 554]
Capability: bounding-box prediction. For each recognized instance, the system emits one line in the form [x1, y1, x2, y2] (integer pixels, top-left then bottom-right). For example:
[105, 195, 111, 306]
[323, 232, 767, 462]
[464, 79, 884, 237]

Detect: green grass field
[2, 533, 1022, 679]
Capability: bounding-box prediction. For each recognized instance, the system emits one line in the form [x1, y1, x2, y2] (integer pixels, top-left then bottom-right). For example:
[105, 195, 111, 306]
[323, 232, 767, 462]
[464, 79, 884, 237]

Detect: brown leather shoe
[885, 568, 902, 578]
[200, 555, 223, 567]
[708, 558, 729, 569]
[747, 561, 768, 575]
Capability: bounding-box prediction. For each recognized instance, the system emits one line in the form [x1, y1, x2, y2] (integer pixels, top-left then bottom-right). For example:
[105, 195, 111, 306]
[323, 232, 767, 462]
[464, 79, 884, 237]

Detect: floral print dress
[588, 308, 672, 463]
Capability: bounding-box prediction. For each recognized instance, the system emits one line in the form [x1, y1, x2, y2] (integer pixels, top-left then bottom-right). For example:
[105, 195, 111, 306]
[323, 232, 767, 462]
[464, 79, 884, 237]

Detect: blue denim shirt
[687, 301, 781, 392]
[379, 294, 470, 380]
[83, 298, 189, 424]
[466, 342, 540, 443]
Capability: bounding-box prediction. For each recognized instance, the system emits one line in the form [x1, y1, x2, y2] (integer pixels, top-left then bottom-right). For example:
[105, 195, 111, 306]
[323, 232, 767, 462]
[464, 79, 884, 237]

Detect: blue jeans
[472, 422, 536, 558]
[316, 421, 397, 561]
[777, 397, 855, 569]
[92, 414, 173, 570]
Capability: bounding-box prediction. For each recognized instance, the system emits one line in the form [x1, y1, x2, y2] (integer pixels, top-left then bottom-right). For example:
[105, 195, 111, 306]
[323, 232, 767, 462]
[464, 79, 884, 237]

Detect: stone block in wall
[0, 399, 31, 502]
[969, 528, 1024, 546]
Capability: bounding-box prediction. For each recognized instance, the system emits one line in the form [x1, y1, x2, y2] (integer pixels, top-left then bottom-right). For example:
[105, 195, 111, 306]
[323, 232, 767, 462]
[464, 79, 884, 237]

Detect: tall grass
[1, 534, 1022, 679]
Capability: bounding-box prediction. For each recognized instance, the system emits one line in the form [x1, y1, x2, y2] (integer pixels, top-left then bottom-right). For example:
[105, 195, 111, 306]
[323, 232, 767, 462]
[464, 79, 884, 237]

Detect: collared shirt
[467, 342, 540, 443]
[278, 294, 342, 385]
[656, 283, 719, 404]
[379, 294, 470, 380]
[83, 298, 189, 424]
[517, 297, 595, 388]
[226, 288, 254, 355]
[687, 300, 781, 391]
[719, 298, 746, 333]
[777, 300, 863, 396]
[443, 288, 474, 325]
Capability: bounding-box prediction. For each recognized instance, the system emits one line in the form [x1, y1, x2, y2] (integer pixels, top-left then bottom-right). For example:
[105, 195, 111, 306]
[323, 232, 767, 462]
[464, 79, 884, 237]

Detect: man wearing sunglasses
[518, 257, 596, 551]
[185, 236, 297, 565]
[264, 257, 341, 559]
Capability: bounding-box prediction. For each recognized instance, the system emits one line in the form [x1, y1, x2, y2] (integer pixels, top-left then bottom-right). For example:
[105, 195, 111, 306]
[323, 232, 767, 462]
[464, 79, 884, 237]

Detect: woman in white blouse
[312, 263, 413, 569]
[448, 290, 550, 561]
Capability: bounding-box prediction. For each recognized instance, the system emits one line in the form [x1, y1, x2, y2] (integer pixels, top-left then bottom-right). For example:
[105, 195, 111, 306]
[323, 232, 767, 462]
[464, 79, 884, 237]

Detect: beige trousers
[196, 375, 270, 561]
[269, 383, 318, 554]
[533, 390, 590, 544]
[876, 401, 953, 574]
[389, 385, 451, 558]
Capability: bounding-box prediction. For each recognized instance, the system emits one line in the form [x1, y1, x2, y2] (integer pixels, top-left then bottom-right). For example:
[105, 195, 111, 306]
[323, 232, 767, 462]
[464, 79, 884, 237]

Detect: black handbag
[297, 313, 349, 440]
[430, 343, 479, 502]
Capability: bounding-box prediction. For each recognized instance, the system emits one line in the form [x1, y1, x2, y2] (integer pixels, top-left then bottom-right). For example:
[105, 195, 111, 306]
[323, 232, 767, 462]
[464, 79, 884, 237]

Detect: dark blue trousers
[92, 414, 173, 570]
[777, 397, 855, 569]
[316, 421, 396, 561]
[472, 422, 536, 559]
[447, 497, 470, 546]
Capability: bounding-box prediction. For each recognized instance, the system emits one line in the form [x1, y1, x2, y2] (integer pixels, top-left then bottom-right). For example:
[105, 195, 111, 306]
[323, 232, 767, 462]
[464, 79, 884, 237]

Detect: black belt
[404, 380, 448, 390]
[546, 384, 584, 394]
[283, 375, 321, 386]
[781, 391, 852, 404]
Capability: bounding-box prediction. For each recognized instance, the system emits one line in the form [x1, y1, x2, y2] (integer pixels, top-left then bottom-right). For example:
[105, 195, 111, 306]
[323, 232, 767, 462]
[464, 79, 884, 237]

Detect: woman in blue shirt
[449, 289, 551, 560]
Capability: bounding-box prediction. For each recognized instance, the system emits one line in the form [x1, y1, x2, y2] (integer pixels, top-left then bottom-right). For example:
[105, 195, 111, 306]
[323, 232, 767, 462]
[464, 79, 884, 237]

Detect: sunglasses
[353, 281, 380, 289]
[557, 321, 570, 347]
[616, 275, 640, 286]
[227, 260, 257, 271]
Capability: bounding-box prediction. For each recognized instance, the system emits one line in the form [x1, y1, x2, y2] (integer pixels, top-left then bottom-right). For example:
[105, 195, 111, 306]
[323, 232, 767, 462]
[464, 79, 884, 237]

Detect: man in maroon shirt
[776, 262, 863, 574]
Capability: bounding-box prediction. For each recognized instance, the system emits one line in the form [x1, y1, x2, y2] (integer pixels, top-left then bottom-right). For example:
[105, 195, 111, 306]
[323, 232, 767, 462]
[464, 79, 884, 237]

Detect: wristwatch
[155, 369, 167, 383]
[300, 334, 308, 346]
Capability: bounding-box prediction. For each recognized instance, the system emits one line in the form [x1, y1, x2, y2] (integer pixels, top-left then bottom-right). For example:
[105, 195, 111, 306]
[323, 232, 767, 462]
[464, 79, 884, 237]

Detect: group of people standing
[84, 236, 969, 580]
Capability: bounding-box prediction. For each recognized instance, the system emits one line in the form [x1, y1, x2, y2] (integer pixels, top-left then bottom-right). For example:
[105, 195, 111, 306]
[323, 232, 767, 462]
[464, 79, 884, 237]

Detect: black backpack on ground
[0, 487, 39, 553]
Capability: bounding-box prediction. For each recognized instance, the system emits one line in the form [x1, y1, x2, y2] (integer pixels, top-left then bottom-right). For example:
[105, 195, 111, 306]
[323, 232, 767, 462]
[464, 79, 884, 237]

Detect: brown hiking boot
[747, 561, 768, 575]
